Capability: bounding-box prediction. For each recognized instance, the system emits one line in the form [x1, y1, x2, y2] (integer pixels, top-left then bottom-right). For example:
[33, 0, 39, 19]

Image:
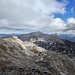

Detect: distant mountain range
[0, 34, 21, 38]
[55, 34, 75, 42]
[50, 33, 75, 42]
[1, 32, 75, 42]
[18, 31, 75, 43]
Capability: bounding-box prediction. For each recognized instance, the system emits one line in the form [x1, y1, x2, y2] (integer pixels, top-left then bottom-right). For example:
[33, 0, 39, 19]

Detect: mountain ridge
[0, 33, 75, 75]
[19, 32, 75, 57]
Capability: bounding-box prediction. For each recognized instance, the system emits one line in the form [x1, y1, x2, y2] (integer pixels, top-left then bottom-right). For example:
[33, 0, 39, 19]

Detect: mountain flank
[0, 33, 75, 75]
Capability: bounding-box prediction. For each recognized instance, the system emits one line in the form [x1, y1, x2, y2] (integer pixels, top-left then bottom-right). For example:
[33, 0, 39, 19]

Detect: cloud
[40, 18, 66, 33]
[41, 17, 75, 34]
[0, 0, 72, 34]
[33, 0, 67, 15]
[58, 17, 75, 34]
[0, 19, 9, 26]
[66, 17, 75, 30]
[67, 17, 75, 23]
[71, 7, 74, 13]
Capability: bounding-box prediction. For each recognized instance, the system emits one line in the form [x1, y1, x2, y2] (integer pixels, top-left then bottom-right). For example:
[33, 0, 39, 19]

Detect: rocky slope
[0, 36, 75, 75]
[19, 32, 75, 57]
[34, 39, 75, 57]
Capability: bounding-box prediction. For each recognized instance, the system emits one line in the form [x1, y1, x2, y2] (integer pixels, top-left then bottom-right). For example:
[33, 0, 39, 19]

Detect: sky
[0, 0, 75, 34]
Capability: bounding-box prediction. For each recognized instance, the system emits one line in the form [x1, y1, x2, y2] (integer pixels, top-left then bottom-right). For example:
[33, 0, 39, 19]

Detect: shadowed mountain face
[52, 34, 75, 42]
[34, 39, 75, 57]
[69, 36, 75, 42]
[0, 33, 75, 75]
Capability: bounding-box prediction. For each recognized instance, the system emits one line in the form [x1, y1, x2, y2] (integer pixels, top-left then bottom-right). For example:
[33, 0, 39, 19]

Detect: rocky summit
[0, 33, 75, 75]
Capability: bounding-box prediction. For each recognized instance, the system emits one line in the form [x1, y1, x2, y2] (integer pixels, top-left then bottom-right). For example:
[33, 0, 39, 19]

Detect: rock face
[34, 39, 75, 57]
[0, 36, 75, 75]
[19, 32, 75, 57]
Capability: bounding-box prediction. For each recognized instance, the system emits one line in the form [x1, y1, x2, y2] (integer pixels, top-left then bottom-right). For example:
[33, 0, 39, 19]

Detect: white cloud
[41, 17, 75, 34]
[40, 18, 66, 33]
[67, 17, 75, 23]
[51, 18, 65, 29]
[71, 7, 74, 13]
[0, 0, 73, 34]
[33, 0, 67, 15]
[66, 17, 75, 30]
[0, 19, 9, 27]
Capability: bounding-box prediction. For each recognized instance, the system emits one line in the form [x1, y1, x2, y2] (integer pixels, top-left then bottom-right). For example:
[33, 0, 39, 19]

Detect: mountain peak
[33, 31, 44, 34]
